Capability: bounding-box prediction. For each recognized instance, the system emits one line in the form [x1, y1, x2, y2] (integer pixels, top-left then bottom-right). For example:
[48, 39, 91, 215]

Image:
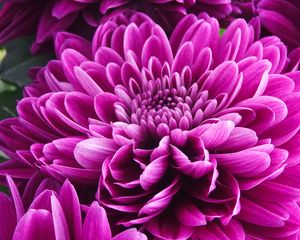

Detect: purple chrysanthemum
[1, 10, 300, 239]
[229, 0, 300, 50]
[0, 0, 231, 53]
[0, 175, 146, 240]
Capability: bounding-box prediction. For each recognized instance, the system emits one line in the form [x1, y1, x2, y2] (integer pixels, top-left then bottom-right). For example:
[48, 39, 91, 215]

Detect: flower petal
[83, 202, 111, 240]
[74, 137, 118, 169]
[13, 209, 55, 240]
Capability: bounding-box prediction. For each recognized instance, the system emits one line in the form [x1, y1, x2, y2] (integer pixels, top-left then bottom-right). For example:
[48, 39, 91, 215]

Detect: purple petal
[239, 197, 287, 227]
[74, 66, 103, 96]
[175, 199, 206, 227]
[74, 137, 118, 169]
[214, 150, 271, 177]
[51, 194, 70, 240]
[59, 180, 82, 240]
[202, 61, 239, 98]
[94, 93, 119, 123]
[13, 209, 55, 240]
[194, 220, 245, 240]
[0, 193, 17, 240]
[199, 120, 235, 149]
[234, 60, 271, 103]
[171, 144, 213, 179]
[172, 41, 194, 73]
[113, 228, 147, 240]
[52, 0, 84, 19]
[83, 202, 111, 240]
[139, 175, 181, 217]
[6, 175, 25, 221]
[61, 49, 88, 91]
[145, 212, 193, 240]
[140, 154, 168, 190]
[218, 127, 258, 152]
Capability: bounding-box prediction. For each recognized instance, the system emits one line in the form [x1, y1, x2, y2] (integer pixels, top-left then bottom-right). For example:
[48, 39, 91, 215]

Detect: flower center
[131, 83, 195, 131]
[150, 89, 180, 110]
[114, 66, 227, 140]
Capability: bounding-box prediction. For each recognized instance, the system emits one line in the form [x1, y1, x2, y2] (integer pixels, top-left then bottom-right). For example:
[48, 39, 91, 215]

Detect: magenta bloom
[0, 0, 233, 53]
[231, 0, 300, 50]
[2, 10, 300, 239]
[0, 0, 95, 53]
[0, 175, 146, 240]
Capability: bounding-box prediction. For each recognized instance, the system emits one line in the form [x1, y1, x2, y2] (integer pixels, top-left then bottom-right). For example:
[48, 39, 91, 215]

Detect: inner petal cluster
[113, 66, 228, 141]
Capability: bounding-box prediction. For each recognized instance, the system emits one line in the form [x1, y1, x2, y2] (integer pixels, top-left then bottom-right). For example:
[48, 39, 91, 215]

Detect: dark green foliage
[0, 36, 54, 86]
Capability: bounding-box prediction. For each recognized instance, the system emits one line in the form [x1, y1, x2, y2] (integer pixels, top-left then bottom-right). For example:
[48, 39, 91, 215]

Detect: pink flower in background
[189, 0, 232, 18]
[230, 0, 300, 50]
[0, 0, 95, 53]
[1, 10, 300, 239]
[0, 0, 229, 53]
[2, 0, 300, 53]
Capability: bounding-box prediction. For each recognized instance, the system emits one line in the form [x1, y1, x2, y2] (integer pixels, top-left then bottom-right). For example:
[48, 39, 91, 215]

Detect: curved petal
[83, 202, 111, 240]
[51, 194, 70, 240]
[74, 137, 118, 169]
[94, 93, 119, 123]
[13, 209, 55, 240]
[0, 193, 17, 240]
[194, 219, 245, 240]
[145, 211, 193, 240]
[113, 228, 147, 240]
[59, 180, 82, 240]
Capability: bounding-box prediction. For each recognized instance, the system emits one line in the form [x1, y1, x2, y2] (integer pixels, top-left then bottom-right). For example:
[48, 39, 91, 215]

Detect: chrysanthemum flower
[0, 0, 233, 53]
[0, 175, 146, 240]
[1, 10, 300, 239]
[230, 0, 300, 50]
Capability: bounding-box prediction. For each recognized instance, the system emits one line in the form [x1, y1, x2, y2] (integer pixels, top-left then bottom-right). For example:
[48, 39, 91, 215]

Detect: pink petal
[195, 219, 245, 240]
[6, 175, 25, 221]
[145, 212, 193, 240]
[113, 228, 147, 240]
[214, 150, 271, 177]
[0, 193, 17, 240]
[51, 194, 70, 240]
[13, 209, 55, 240]
[94, 93, 119, 123]
[200, 120, 235, 149]
[140, 154, 168, 190]
[74, 137, 118, 169]
[83, 202, 111, 240]
[59, 180, 82, 240]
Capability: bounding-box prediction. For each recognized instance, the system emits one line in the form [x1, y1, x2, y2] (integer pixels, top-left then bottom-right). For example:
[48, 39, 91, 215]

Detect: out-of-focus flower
[230, 0, 300, 50]
[0, 175, 147, 240]
[0, 0, 93, 53]
[0, 0, 234, 53]
[1, 10, 300, 239]
[189, 0, 232, 19]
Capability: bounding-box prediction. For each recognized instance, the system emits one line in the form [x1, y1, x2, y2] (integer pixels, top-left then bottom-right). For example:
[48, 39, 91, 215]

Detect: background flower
[0, 0, 234, 53]
[230, 0, 300, 50]
[1, 10, 300, 239]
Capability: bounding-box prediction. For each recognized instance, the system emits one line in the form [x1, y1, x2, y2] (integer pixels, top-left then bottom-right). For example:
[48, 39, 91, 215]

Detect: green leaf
[1, 36, 34, 70]
[0, 36, 54, 86]
[0, 148, 9, 194]
[0, 80, 22, 120]
[0, 151, 8, 162]
[0, 47, 7, 66]
[0, 79, 16, 92]
[0, 151, 9, 193]
[0, 185, 8, 194]
[220, 28, 226, 36]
